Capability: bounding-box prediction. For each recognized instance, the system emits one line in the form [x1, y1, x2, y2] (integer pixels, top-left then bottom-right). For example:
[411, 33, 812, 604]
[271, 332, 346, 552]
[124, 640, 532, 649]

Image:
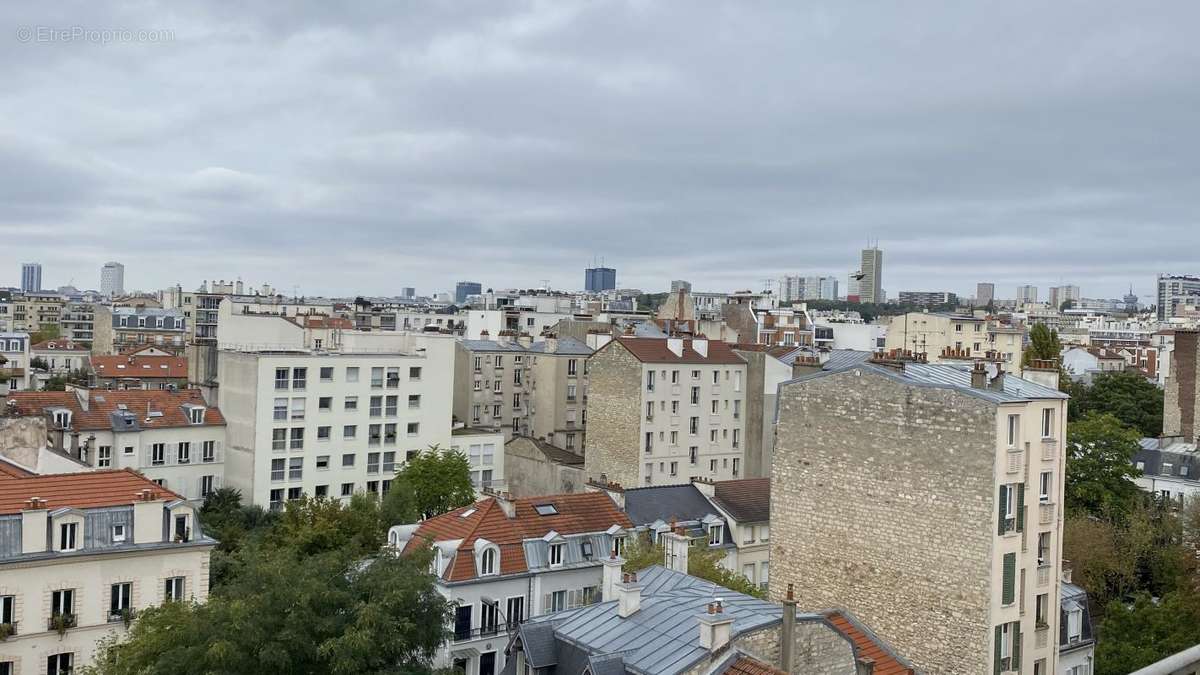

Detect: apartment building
[0, 467, 214, 673]
[859, 246, 884, 304]
[388, 491, 633, 675]
[1158, 274, 1200, 321]
[585, 337, 747, 488]
[749, 307, 814, 347]
[57, 302, 96, 345]
[9, 292, 64, 334]
[771, 356, 1069, 674]
[31, 339, 90, 375]
[449, 426, 506, 493]
[884, 311, 1025, 365]
[216, 341, 453, 507]
[454, 335, 591, 452]
[4, 388, 227, 500]
[0, 333, 32, 392]
[91, 354, 190, 390]
[92, 307, 188, 355]
[897, 290, 958, 307]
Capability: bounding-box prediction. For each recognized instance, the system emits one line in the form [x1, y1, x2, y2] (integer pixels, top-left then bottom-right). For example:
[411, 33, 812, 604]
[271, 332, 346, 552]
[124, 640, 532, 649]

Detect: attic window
[188, 407, 206, 424]
[534, 504, 558, 516]
[460, 508, 476, 518]
[52, 410, 72, 429]
[581, 541, 593, 558]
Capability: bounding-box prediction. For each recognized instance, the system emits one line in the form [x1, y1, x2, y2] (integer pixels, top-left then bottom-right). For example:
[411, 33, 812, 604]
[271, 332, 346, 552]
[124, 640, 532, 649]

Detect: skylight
[534, 504, 558, 516]
[460, 508, 476, 518]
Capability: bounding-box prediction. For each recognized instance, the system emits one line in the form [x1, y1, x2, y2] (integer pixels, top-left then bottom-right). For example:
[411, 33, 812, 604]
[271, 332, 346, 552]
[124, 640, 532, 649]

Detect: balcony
[1039, 502, 1055, 526]
[0, 621, 17, 640]
[1040, 438, 1058, 461]
[108, 608, 137, 624]
[49, 613, 77, 633]
[453, 625, 507, 642]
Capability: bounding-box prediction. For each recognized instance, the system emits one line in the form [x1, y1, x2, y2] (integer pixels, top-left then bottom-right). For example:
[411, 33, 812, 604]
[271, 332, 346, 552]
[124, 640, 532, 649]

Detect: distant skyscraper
[20, 263, 41, 292]
[584, 267, 616, 292]
[455, 282, 482, 304]
[846, 271, 861, 302]
[401, 287, 416, 299]
[101, 261, 125, 297]
[1157, 274, 1200, 321]
[670, 280, 692, 293]
[1048, 285, 1080, 309]
[859, 247, 883, 304]
[976, 283, 995, 306]
[1017, 285, 1038, 304]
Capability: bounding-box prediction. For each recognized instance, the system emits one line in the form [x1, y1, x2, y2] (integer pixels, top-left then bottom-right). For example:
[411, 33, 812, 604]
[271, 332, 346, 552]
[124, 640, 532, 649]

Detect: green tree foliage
[1068, 371, 1164, 437]
[199, 488, 278, 586]
[84, 493, 451, 675]
[619, 533, 764, 599]
[29, 356, 49, 371]
[381, 446, 476, 523]
[29, 325, 60, 344]
[1095, 592, 1200, 675]
[1021, 324, 1063, 367]
[1065, 413, 1143, 518]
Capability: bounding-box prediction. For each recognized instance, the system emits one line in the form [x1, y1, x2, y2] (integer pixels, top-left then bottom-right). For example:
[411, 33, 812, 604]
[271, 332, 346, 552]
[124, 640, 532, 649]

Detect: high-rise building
[780, 275, 839, 303]
[1157, 274, 1200, 321]
[976, 283, 995, 306]
[1018, 285, 1039, 304]
[1048, 285, 1080, 309]
[670, 280, 692, 293]
[100, 261, 125, 297]
[1123, 286, 1139, 314]
[859, 247, 883, 304]
[846, 271, 861, 302]
[897, 291, 958, 307]
[401, 287, 416, 299]
[20, 262, 41, 292]
[584, 267, 617, 293]
[455, 281, 482, 304]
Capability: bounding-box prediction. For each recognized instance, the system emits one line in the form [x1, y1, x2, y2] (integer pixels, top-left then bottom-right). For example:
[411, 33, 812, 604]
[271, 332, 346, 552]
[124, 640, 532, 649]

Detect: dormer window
[480, 547, 498, 576]
[59, 522, 78, 551]
[112, 524, 126, 543]
[708, 524, 723, 546]
[549, 543, 564, 566]
[52, 409, 72, 429]
[613, 536, 626, 557]
[187, 406, 206, 424]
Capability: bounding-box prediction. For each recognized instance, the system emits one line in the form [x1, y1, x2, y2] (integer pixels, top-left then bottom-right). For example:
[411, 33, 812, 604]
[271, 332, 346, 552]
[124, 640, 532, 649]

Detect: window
[712, 370, 719, 384]
[271, 458, 285, 481]
[369, 424, 382, 446]
[568, 359, 578, 376]
[567, 384, 577, 401]
[340, 453, 356, 468]
[291, 398, 306, 420]
[1038, 531, 1051, 565]
[480, 548, 498, 575]
[98, 445, 112, 468]
[733, 429, 740, 448]
[367, 452, 381, 474]
[688, 446, 698, 465]
[408, 394, 421, 409]
[407, 422, 419, 436]
[47, 654, 74, 675]
[646, 370, 655, 392]
[344, 396, 358, 411]
[1041, 408, 1054, 438]
[59, 522, 78, 551]
[690, 386, 700, 405]
[1007, 414, 1020, 447]
[290, 428, 304, 449]
[109, 582, 132, 620]
[346, 366, 359, 382]
[177, 442, 190, 464]
[320, 366, 334, 381]
[51, 588, 74, 619]
[112, 523, 126, 542]
[409, 366, 422, 380]
[319, 396, 332, 412]
[288, 457, 303, 480]
[671, 400, 679, 414]
[165, 577, 185, 602]
[343, 424, 357, 439]
[565, 434, 576, 450]
[690, 417, 699, 434]
[710, 458, 717, 472]
[998, 483, 1021, 534]
[743, 563, 756, 583]
[760, 525, 769, 542]
[669, 461, 678, 476]
[270, 489, 284, 510]
[708, 524, 723, 546]
[1039, 471, 1052, 502]
[151, 443, 166, 465]
[202, 441, 215, 462]
[1, 594, 13, 626]
[514, 369, 523, 385]
[507, 597, 525, 628]
[550, 590, 567, 612]
[644, 432, 653, 452]
[1001, 552, 1016, 605]
[371, 367, 384, 388]
[370, 395, 383, 417]
[513, 393, 522, 408]
[732, 458, 740, 477]
[275, 367, 289, 390]
[549, 543, 564, 566]
[710, 429, 718, 443]
[124, 445, 135, 455]
[382, 451, 396, 473]
[1035, 592, 1049, 627]
[480, 600, 500, 635]
[188, 406, 205, 424]
[314, 484, 328, 497]
[341, 482, 354, 496]
[273, 397, 288, 420]
[272, 429, 286, 451]
[1067, 608, 1082, 642]
[760, 561, 769, 589]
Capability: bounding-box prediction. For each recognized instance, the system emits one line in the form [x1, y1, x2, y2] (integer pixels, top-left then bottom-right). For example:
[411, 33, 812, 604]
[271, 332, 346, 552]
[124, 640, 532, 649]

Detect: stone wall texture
[583, 342, 642, 487]
[770, 367, 998, 675]
[1164, 330, 1198, 441]
[504, 437, 585, 497]
[678, 620, 857, 675]
[734, 349, 768, 478]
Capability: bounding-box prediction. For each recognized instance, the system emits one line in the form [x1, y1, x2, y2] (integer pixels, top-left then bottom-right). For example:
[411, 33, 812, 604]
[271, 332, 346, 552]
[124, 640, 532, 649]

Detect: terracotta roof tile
[406, 492, 632, 582]
[712, 478, 770, 523]
[93, 355, 188, 379]
[723, 656, 787, 675]
[31, 339, 89, 352]
[0, 458, 35, 478]
[826, 611, 911, 675]
[611, 337, 746, 365]
[0, 467, 183, 515]
[4, 389, 224, 431]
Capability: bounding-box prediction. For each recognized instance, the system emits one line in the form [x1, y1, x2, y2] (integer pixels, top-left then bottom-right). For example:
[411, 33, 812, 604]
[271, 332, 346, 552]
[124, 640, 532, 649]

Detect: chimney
[1023, 359, 1061, 391]
[855, 657, 876, 675]
[989, 364, 1006, 391]
[21, 497, 48, 554]
[74, 387, 89, 411]
[616, 572, 642, 618]
[1061, 564, 1073, 584]
[493, 493, 516, 519]
[667, 337, 684, 357]
[546, 336, 559, 354]
[602, 555, 625, 601]
[697, 599, 734, 652]
[692, 337, 709, 358]
[781, 584, 797, 671]
[970, 361, 988, 389]
[517, 334, 533, 348]
[662, 527, 690, 572]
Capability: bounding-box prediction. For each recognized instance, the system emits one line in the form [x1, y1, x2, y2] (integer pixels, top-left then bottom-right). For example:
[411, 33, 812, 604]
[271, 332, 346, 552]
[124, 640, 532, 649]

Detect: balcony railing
[452, 625, 508, 642]
[0, 621, 17, 640]
[49, 613, 77, 633]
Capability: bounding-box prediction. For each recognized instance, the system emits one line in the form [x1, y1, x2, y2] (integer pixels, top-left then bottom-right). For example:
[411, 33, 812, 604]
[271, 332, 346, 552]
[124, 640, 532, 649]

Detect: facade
[1157, 274, 1200, 321]
[91, 354, 189, 390]
[978, 283, 996, 306]
[30, 339, 91, 388]
[584, 267, 617, 293]
[1134, 438, 1200, 504]
[750, 308, 814, 347]
[585, 337, 748, 488]
[454, 336, 591, 452]
[1048, 286, 1080, 309]
[0, 468, 214, 673]
[20, 263, 41, 293]
[884, 312, 1025, 365]
[1019, 286, 1039, 304]
[58, 302, 96, 345]
[389, 491, 633, 675]
[92, 307, 187, 355]
[450, 426, 506, 493]
[8, 293, 64, 335]
[4, 388, 228, 500]
[779, 276, 838, 303]
[100, 262, 125, 298]
[216, 345, 453, 507]
[859, 248, 883, 305]
[503, 436, 585, 497]
[670, 280, 692, 294]
[0, 333, 32, 392]
[771, 358, 1069, 674]
[897, 291, 957, 307]
[457, 282, 483, 305]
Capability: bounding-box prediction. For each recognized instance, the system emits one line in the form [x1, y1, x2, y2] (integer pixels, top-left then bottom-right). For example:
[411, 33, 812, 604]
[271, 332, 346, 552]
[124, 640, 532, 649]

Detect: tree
[1021, 323, 1063, 367]
[619, 533, 764, 599]
[29, 324, 60, 344]
[267, 493, 384, 557]
[1070, 371, 1164, 437]
[381, 446, 476, 523]
[29, 356, 49, 371]
[1060, 299, 1076, 312]
[1095, 592, 1200, 675]
[1065, 412, 1143, 518]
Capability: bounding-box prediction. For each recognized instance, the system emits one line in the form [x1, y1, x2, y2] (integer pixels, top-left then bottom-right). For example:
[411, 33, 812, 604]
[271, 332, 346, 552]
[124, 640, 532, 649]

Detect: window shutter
[1012, 622, 1022, 667]
[993, 625, 1003, 675]
[1002, 553, 1016, 606]
[1016, 483, 1026, 532]
[997, 485, 1007, 536]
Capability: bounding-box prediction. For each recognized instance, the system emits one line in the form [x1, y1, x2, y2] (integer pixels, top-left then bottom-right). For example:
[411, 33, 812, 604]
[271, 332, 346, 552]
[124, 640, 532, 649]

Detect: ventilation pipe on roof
[970, 361, 988, 389]
[855, 657, 876, 675]
[493, 493, 516, 519]
[781, 584, 796, 672]
[698, 599, 733, 652]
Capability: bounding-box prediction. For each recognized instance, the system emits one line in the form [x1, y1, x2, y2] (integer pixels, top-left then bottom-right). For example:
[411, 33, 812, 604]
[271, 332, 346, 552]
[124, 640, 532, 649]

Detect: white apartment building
[585, 337, 748, 488]
[0, 467, 213, 674]
[216, 339, 454, 508]
[387, 491, 633, 675]
[884, 312, 1025, 365]
[100, 262, 125, 298]
[0, 333, 32, 392]
[4, 388, 228, 501]
[30, 339, 91, 389]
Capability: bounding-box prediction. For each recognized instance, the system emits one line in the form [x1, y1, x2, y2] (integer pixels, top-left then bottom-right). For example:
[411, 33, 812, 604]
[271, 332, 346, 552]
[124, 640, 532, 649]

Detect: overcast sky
[3, 2, 1199, 301]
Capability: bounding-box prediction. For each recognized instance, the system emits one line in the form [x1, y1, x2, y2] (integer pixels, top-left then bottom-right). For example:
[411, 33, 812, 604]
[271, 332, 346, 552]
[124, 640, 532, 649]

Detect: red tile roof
[723, 656, 787, 675]
[404, 492, 632, 582]
[32, 339, 89, 352]
[612, 337, 747, 365]
[0, 458, 35, 478]
[711, 478, 771, 523]
[302, 315, 354, 329]
[0, 468, 183, 515]
[826, 611, 911, 675]
[93, 355, 188, 379]
[4, 389, 225, 431]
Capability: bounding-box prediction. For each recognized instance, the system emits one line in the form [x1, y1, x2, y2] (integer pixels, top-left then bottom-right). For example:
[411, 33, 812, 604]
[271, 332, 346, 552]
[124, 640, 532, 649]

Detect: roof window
[534, 504, 558, 516]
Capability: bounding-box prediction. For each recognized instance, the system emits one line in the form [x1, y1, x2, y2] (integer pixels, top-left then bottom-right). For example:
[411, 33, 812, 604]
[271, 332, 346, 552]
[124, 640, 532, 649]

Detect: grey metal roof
[789, 359, 1068, 404]
[461, 340, 531, 353]
[520, 622, 560, 667]
[821, 349, 872, 370]
[623, 484, 721, 529]
[526, 337, 594, 355]
[522, 532, 616, 572]
[1134, 438, 1200, 482]
[632, 322, 668, 338]
[460, 337, 593, 355]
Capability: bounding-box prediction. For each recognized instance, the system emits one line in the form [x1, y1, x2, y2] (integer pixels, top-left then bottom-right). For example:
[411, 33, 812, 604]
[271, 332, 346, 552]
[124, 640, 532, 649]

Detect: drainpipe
[781, 583, 796, 672]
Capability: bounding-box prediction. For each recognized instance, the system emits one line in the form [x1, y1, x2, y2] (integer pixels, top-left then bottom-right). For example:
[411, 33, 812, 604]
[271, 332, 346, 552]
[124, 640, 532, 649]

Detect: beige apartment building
[770, 356, 1068, 674]
[585, 336, 748, 488]
[0, 466, 214, 674]
[885, 311, 1026, 365]
[454, 334, 591, 453]
[8, 293, 64, 335]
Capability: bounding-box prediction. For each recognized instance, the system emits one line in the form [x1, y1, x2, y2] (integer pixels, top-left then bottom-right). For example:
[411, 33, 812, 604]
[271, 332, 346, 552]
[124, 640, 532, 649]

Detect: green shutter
[1016, 483, 1026, 533]
[1002, 553, 1016, 605]
[1012, 622, 1022, 669]
[993, 625, 1003, 675]
[998, 485, 1008, 536]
